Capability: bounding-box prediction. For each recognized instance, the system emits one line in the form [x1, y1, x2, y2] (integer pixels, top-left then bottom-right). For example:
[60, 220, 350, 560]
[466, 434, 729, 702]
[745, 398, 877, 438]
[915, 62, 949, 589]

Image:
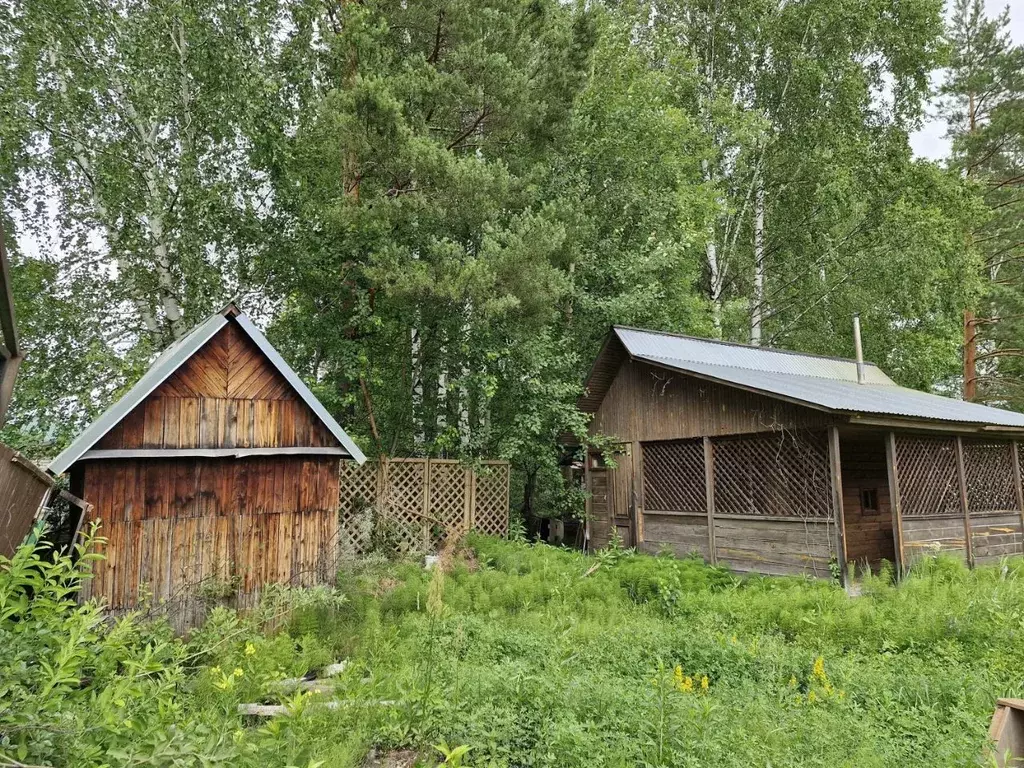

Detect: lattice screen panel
[428, 461, 468, 545]
[894, 436, 961, 517]
[338, 460, 378, 554]
[713, 430, 831, 518]
[338, 458, 511, 553]
[641, 439, 705, 513]
[381, 460, 430, 551]
[963, 440, 1018, 513]
[472, 463, 510, 536]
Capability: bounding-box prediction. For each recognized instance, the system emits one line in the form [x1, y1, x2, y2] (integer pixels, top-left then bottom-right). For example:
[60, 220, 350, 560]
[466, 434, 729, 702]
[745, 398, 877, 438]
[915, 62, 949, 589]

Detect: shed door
[587, 445, 634, 550]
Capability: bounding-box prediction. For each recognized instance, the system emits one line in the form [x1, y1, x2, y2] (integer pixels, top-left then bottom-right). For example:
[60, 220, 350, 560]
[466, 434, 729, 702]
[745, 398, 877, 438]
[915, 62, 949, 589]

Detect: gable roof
[48, 304, 366, 475]
[582, 325, 1024, 430]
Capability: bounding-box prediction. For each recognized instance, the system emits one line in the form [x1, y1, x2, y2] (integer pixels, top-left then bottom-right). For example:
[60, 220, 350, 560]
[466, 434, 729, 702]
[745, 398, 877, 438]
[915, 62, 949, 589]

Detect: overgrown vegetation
[3, 529, 1023, 766]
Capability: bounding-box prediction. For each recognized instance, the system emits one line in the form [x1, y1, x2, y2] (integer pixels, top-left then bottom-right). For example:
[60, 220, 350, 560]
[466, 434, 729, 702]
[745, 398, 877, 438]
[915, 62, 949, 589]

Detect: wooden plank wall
[79, 457, 340, 621]
[0, 444, 52, 556]
[971, 513, 1024, 565]
[590, 359, 834, 442]
[712, 517, 833, 577]
[639, 512, 709, 559]
[96, 322, 338, 451]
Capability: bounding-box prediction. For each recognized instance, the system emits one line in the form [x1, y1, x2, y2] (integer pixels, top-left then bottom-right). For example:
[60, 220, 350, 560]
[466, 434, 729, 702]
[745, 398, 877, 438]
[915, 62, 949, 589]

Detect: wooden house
[579, 326, 1024, 582]
[47, 303, 366, 619]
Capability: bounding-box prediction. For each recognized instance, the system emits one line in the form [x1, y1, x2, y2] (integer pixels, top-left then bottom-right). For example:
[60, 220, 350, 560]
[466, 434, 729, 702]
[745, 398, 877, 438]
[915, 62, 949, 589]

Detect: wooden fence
[338, 458, 510, 554]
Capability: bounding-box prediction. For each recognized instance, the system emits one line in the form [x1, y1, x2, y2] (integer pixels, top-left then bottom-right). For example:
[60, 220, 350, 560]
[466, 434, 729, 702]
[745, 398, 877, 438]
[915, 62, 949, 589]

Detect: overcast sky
[909, 0, 1023, 161]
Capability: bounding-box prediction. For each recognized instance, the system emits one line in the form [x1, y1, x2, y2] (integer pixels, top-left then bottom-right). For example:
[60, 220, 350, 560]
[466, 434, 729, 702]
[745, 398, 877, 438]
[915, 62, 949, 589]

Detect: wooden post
[703, 436, 716, 565]
[633, 440, 644, 545]
[885, 432, 906, 577]
[1012, 441, 1024, 556]
[463, 465, 474, 533]
[827, 426, 849, 586]
[421, 458, 432, 548]
[955, 436, 974, 567]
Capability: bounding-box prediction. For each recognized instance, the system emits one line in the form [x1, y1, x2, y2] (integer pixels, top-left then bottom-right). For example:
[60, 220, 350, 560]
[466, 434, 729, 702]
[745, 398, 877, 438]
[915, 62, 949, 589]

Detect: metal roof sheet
[48, 305, 366, 475]
[614, 326, 896, 385]
[614, 327, 1024, 429]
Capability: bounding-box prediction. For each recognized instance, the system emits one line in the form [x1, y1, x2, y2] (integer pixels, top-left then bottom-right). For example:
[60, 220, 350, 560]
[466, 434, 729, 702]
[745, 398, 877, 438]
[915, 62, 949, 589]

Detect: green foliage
[0, 527, 361, 767]
[6, 527, 1024, 765]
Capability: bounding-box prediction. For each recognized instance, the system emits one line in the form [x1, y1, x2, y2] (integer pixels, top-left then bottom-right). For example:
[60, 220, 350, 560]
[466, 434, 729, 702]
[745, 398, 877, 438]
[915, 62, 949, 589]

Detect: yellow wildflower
[681, 676, 694, 692]
[812, 656, 826, 682]
[210, 666, 221, 675]
[788, 675, 798, 688]
[807, 690, 817, 703]
[233, 667, 244, 678]
[700, 675, 709, 692]
[244, 642, 257, 657]
[673, 665, 684, 688]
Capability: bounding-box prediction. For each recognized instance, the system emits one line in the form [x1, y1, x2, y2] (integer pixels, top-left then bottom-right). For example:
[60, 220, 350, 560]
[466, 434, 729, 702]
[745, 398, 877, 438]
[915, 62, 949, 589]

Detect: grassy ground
[9, 533, 1024, 766]
[235, 536, 1024, 767]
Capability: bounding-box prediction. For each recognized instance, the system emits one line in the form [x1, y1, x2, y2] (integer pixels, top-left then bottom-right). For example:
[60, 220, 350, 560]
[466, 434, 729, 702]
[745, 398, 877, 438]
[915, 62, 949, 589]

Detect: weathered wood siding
[96, 323, 337, 451]
[839, 434, 896, 569]
[590, 359, 834, 442]
[970, 513, 1023, 565]
[0, 444, 52, 557]
[713, 517, 834, 577]
[639, 512, 709, 559]
[902, 515, 969, 562]
[76, 320, 343, 622]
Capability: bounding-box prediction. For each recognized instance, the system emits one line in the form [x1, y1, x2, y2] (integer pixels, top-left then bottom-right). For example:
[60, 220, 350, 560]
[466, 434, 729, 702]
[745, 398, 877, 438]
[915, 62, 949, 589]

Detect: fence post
[954, 436, 974, 568]
[421, 458, 432, 547]
[463, 465, 474, 533]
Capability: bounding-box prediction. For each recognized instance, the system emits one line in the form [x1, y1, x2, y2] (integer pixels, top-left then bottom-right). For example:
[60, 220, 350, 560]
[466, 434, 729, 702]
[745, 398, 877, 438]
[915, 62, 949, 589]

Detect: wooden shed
[579, 326, 1024, 583]
[47, 303, 366, 619]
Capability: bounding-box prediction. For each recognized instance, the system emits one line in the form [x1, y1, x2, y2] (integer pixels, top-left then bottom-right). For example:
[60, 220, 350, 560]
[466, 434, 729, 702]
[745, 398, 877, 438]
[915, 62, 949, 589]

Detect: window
[861, 488, 879, 515]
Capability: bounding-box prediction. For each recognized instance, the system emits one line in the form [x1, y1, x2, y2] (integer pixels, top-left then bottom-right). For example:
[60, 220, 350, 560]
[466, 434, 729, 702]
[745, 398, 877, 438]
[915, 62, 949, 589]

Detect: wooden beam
[885, 431, 906, 577]
[827, 426, 849, 586]
[632, 440, 644, 544]
[1012, 441, 1024, 556]
[77, 447, 352, 461]
[703, 436, 716, 565]
[955, 436, 974, 568]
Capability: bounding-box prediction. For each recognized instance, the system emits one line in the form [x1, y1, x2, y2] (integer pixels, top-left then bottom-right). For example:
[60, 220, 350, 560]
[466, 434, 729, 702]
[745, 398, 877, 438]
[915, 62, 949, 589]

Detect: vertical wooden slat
[955, 436, 974, 567]
[885, 432, 906, 576]
[827, 426, 848, 586]
[1013, 441, 1024, 556]
[703, 436, 716, 565]
[421, 459, 432, 547]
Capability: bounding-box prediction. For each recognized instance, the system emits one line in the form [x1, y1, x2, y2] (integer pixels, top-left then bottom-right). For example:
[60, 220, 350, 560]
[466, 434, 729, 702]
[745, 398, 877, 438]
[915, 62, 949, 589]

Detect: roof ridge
[612, 325, 882, 369]
[637, 352, 898, 386]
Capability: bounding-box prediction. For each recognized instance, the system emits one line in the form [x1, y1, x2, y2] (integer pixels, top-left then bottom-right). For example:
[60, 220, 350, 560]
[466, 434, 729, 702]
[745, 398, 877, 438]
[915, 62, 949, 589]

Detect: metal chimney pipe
[853, 314, 866, 384]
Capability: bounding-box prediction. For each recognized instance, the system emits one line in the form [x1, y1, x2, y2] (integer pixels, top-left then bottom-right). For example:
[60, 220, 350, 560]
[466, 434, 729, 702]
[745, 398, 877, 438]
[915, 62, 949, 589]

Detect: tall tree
[942, 0, 1024, 405]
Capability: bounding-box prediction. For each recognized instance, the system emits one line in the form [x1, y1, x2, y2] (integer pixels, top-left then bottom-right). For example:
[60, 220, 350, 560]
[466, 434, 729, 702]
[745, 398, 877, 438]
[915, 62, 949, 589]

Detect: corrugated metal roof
[48, 305, 366, 475]
[614, 327, 1024, 429]
[615, 326, 896, 385]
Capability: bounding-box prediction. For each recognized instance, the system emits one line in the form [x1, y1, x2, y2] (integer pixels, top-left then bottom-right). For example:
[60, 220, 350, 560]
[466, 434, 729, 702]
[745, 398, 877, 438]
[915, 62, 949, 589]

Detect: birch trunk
[750, 178, 766, 346]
